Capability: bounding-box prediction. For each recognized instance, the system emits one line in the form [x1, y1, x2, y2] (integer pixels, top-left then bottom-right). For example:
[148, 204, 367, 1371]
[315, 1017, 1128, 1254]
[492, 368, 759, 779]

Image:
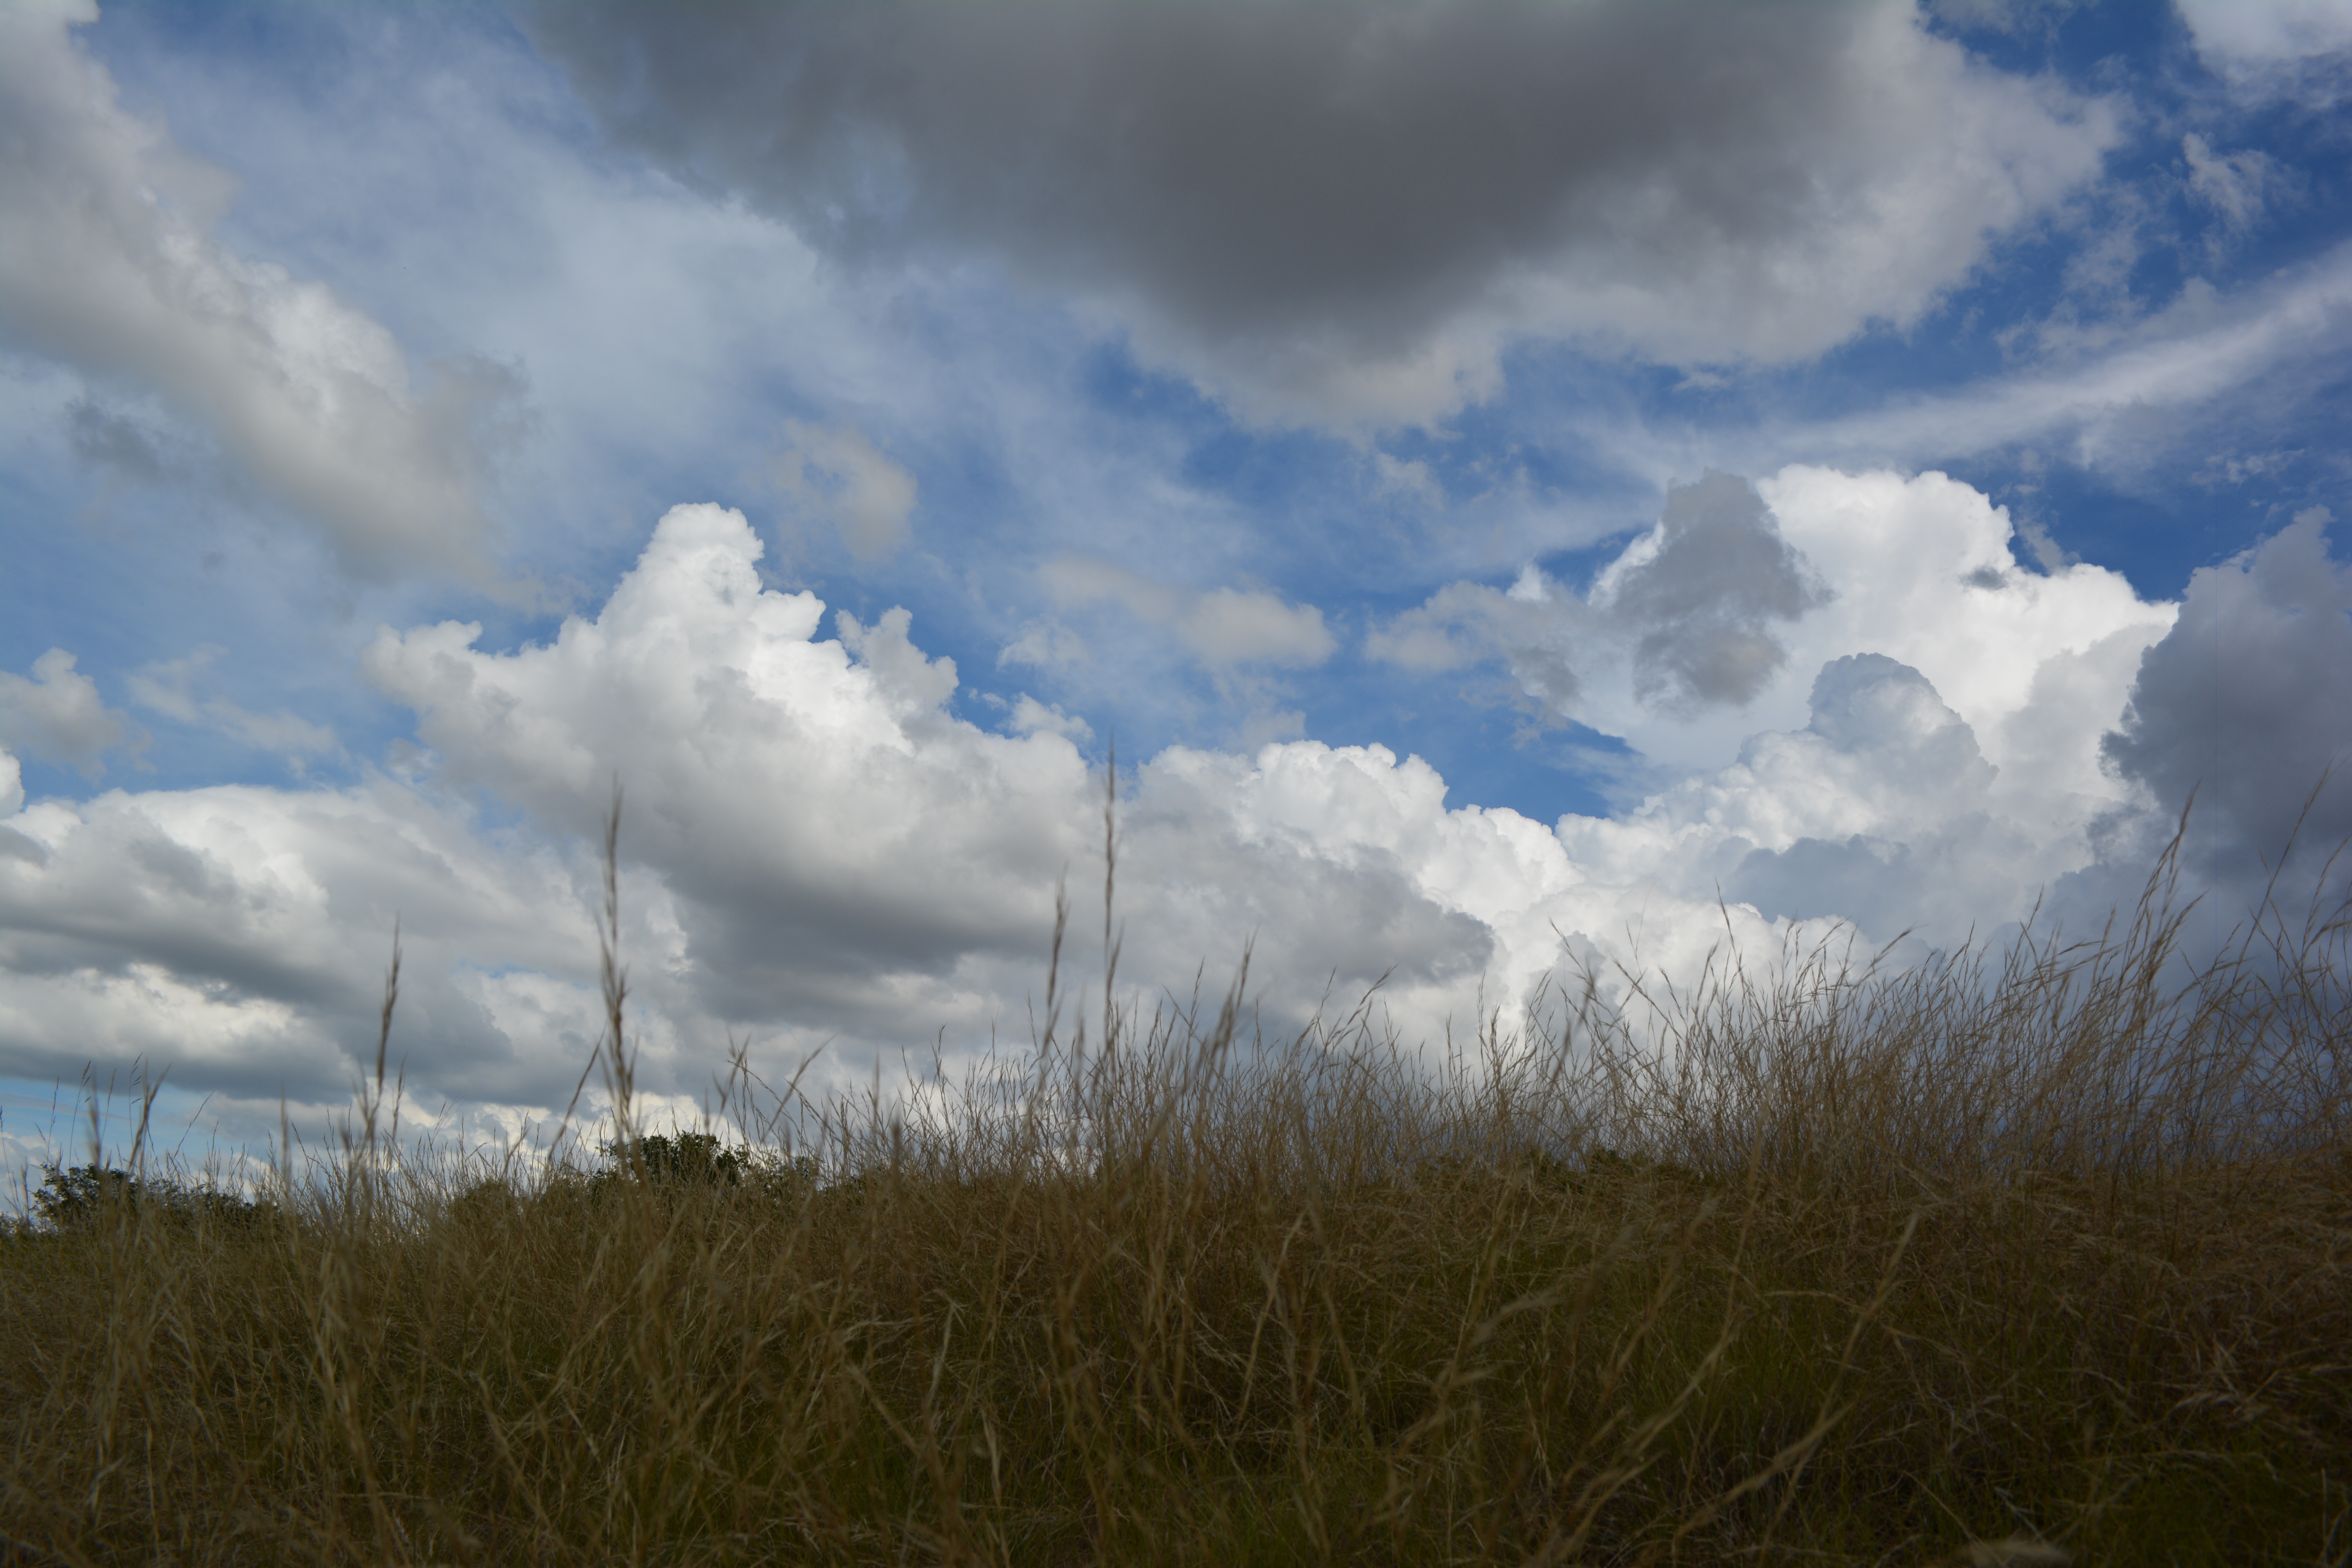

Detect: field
[3, 834, 2347, 1566]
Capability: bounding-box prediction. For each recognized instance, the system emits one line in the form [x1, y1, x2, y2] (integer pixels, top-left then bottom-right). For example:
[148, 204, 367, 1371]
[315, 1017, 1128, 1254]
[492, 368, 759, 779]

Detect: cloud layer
[520, 0, 2118, 426]
[0, 0, 515, 579]
[11, 464, 2318, 1149]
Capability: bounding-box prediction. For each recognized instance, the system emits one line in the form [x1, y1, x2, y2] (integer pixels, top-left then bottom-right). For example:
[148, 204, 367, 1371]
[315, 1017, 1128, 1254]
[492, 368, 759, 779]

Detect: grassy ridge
[2, 841, 2347, 1565]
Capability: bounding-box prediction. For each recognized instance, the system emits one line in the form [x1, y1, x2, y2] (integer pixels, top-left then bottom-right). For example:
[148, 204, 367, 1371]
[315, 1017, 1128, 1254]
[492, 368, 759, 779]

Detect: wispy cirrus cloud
[127, 647, 338, 766]
[1770, 243, 2352, 475]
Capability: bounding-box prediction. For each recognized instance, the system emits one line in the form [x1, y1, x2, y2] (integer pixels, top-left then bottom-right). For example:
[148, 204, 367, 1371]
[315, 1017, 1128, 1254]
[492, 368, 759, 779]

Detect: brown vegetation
[2, 829, 2347, 1565]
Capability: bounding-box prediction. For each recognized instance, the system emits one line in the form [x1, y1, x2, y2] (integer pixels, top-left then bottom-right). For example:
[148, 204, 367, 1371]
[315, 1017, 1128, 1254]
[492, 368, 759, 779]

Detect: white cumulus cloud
[1375, 467, 2175, 802]
[1, 481, 2302, 1149]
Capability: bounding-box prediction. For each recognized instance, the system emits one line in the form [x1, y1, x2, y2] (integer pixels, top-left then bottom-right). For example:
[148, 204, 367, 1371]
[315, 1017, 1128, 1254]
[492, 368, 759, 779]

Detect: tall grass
[2, 814, 2347, 1566]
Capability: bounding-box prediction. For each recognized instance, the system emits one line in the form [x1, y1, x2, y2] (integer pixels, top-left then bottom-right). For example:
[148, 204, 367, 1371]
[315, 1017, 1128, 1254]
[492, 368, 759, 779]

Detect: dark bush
[603, 1131, 744, 1186]
[29, 1163, 269, 1234]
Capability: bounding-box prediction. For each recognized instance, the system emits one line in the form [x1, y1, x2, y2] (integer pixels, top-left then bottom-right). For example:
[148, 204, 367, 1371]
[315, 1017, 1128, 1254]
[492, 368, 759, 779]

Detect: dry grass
[2, 818, 2347, 1566]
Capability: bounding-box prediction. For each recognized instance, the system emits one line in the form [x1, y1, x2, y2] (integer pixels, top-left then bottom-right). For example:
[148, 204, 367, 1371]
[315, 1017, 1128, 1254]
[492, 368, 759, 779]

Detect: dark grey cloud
[519, 0, 2117, 423]
[2102, 509, 2352, 869]
[1369, 472, 1827, 720]
[1608, 471, 1831, 715]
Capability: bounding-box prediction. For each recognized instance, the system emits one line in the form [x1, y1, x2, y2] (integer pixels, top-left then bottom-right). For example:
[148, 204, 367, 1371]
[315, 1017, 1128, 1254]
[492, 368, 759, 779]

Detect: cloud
[1375, 468, 1832, 714]
[1766, 243, 2352, 477]
[5, 484, 2312, 1151]
[772, 420, 919, 560]
[361, 505, 1098, 1050]
[127, 646, 339, 763]
[1927, 0, 2091, 34]
[998, 620, 1087, 672]
[1371, 452, 1443, 508]
[0, 504, 1726, 1131]
[0, 650, 142, 779]
[1365, 469, 2352, 949]
[0, 772, 594, 1109]
[1375, 468, 2176, 794]
[1363, 578, 1529, 678]
[1005, 695, 1091, 744]
[1551, 652, 2059, 941]
[65, 397, 178, 486]
[1719, 657, 2011, 929]
[2177, 0, 2352, 100]
[1597, 472, 1832, 716]
[0, 0, 520, 581]
[1044, 559, 1336, 670]
[341, 506, 1503, 1081]
[2102, 507, 2352, 871]
[2182, 134, 2282, 231]
[1181, 588, 1339, 671]
[519, 0, 2118, 426]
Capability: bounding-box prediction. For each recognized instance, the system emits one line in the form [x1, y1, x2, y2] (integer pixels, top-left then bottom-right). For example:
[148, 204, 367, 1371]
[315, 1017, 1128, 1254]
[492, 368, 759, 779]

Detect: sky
[3, 0, 2350, 1174]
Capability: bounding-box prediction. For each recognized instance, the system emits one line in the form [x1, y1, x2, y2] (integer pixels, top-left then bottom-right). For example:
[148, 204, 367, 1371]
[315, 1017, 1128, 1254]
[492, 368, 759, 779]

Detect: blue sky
[3, 0, 2349, 1171]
